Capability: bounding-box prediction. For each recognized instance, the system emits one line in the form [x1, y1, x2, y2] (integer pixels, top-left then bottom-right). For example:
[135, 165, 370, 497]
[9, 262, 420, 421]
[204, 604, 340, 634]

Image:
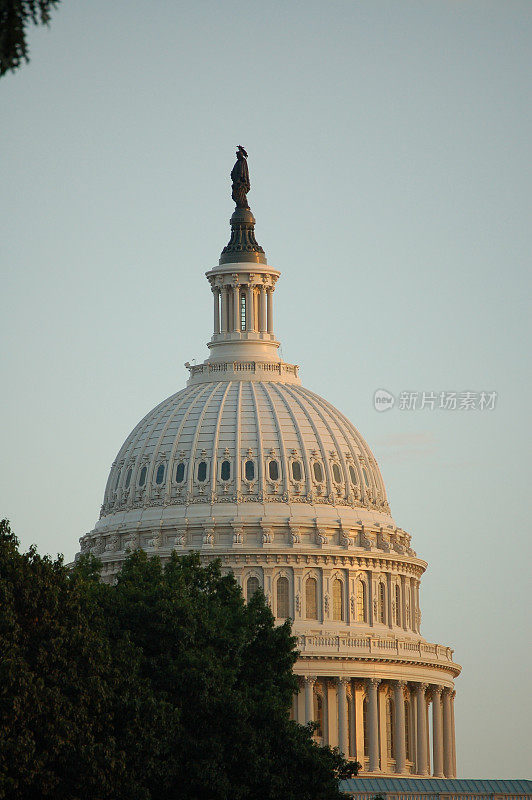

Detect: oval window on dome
[197, 461, 207, 482]
[291, 460, 302, 482]
[268, 460, 279, 481]
[155, 463, 165, 485]
[139, 466, 147, 487]
[332, 463, 341, 483]
[362, 468, 369, 486]
[313, 461, 324, 483]
[245, 460, 255, 481]
[221, 460, 231, 481]
[349, 465, 357, 485]
[125, 468, 132, 489]
[175, 462, 185, 483]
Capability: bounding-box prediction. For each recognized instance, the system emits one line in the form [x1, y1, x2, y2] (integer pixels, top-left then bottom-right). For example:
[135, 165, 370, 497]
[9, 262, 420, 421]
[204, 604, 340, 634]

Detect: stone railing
[187, 360, 300, 382]
[296, 634, 458, 670]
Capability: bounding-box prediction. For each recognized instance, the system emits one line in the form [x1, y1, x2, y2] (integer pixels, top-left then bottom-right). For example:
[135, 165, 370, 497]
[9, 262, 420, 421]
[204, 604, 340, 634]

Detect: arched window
[276, 576, 290, 619]
[406, 603, 411, 627]
[246, 576, 260, 600]
[155, 463, 165, 485]
[405, 699, 412, 760]
[268, 460, 279, 481]
[245, 460, 255, 481]
[175, 462, 185, 483]
[379, 582, 386, 623]
[197, 461, 207, 482]
[291, 460, 302, 481]
[356, 580, 367, 622]
[332, 463, 341, 483]
[313, 462, 323, 482]
[363, 698, 369, 757]
[305, 577, 318, 620]
[395, 585, 401, 625]
[139, 466, 147, 487]
[221, 460, 231, 481]
[386, 698, 394, 759]
[125, 468, 132, 489]
[362, 468, 369, 485]
[114, 470, 121, 490]
[348, 465, 357, 485]
[332, 578, 343, 621]
[314, 693, 324, 738]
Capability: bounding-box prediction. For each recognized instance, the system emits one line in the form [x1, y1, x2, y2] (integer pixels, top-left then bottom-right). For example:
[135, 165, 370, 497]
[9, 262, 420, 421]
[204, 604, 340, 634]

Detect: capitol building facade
[77, 152, 460, 779]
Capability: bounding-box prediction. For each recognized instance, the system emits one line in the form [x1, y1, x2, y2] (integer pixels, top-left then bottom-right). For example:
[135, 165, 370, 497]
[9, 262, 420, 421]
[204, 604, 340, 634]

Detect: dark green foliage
[0, 1, 61, 77]
[0, 520, 358, 799]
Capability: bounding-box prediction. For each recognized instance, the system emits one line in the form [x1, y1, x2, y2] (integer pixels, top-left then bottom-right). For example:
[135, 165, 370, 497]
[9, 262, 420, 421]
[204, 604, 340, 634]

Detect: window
[332, 463, 341, 483]
[363, 698, 369, 757]
[276, 576, 289, 619]
[333, 579, 343, 621]
[349, 464, 357, 484]
[356, 580, 367, 622]
[197, 461, 207, 482]
[305, 577, 318, 620]
[240, 292, 246, 331]
[291, 460, 302, 481]
[114, 471, 121, 490]
[245, 460, 255, 481]
[386, 698, 394, 759]
[175, 462, 185, 483]
[125, 468, 132, 489]
[379, 582, 386, 623]
[313, 462, 323, 482]
[155, 464, 165, 485]
[246, 576, 260, 600]
[405, 700, 412, 760]
[268, 460, 279, 481]
[221, 460, 231, 481]
[362, 468, 369, 486]
[395, 585, 401, 625]
[139, 466, 147, 487]
[314, 693, 324, 738]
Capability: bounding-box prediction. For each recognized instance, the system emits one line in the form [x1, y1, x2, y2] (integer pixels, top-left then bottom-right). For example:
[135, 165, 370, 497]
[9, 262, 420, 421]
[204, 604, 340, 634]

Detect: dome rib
[186, 382, 224, 498]
[269, 382, 313, 497]
[260, 382, 290, 498]
[249, 382, 264, 495]
[163, 384, 212, 498]
[234, 381, 243, 498]
[211, 381, 233, 498]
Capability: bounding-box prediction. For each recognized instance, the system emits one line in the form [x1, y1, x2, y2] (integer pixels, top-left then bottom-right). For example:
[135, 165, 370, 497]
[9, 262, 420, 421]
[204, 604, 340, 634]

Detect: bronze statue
[231, 145, 250, 209]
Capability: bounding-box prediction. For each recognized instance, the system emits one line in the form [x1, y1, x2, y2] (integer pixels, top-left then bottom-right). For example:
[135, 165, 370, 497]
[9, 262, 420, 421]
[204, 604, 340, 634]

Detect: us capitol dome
[77, 147, 460, 778]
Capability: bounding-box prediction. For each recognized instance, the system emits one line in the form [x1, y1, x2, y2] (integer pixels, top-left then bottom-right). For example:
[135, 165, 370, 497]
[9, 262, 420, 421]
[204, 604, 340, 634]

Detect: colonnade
[295, 676, 456, 777]
[211, 283, 274, 335]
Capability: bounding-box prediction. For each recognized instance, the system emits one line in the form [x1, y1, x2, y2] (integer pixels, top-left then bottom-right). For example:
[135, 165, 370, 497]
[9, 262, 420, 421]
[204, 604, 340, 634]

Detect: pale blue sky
[2, 0, 531, 779]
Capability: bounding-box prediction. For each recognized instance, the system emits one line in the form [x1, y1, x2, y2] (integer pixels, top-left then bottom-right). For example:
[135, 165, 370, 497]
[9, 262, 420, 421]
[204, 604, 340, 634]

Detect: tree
[0, 520, 358, 799]
[0, 1, 61, 77]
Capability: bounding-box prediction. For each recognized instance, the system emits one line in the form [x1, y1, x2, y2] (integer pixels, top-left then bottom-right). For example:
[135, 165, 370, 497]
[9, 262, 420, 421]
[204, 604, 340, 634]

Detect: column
[393, 681, 407, 774]
[259, 286, 267, 332]
[442, 688, 453, 777]
[415, 683, 428, 775]
[366, 678, 381, 772]
[451, 691, 457, 777]
[431, 686, 444, 777]
[304, 676, 316, 724]
[246, 284, 255, 331]
[337, 678, 349, 756]
[212, 287, 220, 335]
[232, 284, 240, 332]
[221, 287, 228, 333]
[266, 287, 273, 333]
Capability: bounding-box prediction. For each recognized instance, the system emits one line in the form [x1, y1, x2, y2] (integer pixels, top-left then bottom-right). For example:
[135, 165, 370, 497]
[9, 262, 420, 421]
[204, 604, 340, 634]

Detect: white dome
[100, 380, 390, 521]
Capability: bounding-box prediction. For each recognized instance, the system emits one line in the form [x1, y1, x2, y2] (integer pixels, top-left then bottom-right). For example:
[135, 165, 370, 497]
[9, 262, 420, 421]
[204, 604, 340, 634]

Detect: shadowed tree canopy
[0, 0, 61, 77]
[0, 520, 359, 800]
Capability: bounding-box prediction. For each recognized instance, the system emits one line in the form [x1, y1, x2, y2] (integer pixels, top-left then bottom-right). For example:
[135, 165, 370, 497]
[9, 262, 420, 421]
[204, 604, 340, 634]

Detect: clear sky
[2, 0, 531, 780]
